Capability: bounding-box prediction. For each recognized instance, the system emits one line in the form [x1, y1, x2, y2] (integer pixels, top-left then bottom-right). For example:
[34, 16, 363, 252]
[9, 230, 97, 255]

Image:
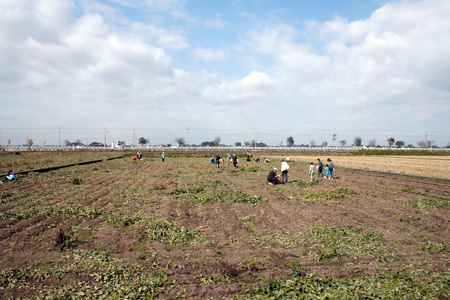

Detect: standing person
[317, 158, 325, 178]
[325, 164, 331, 180]
[246, 151, 251, 161]
[281, 159, 289, 183]
[232, 154, 238, 168]
[267, 168, 280, 185]
[161, 152, 166, 162]
[327, 158, 334, 180]
[215, 154, 221, 168]
[309, 162, 315, 182]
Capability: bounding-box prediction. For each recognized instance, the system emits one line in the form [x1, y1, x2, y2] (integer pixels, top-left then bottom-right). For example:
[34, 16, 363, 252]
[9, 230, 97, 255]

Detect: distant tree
[339, 140, 347, 146]
[368, 139, 377, 147]
[212, 136, 221, 146]
[8, 139, 11, 146]
[65, 139, 71, 146]
[256, 142, 267, 147]
[235, 142, 242, 147]
[138, 137, 149, 146]
[395, 141, 405, 148]
[175, 137, 185, 146]
[353, 136, 362, 147]
[310, 140, 316, 147]
[387, 137, 395, 148]
[322, 141, 328, 147]
[251, 139, 256, 147]
[201, 141, 212, 147]
[244, 140, 250, 146]
[286, 136, 294, 147]
[417, 140, 427, 148]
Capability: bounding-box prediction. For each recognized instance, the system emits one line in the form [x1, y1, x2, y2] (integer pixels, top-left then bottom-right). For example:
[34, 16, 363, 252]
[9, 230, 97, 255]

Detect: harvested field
[289, 155, 450, 179]
[0, 152, 449, 299]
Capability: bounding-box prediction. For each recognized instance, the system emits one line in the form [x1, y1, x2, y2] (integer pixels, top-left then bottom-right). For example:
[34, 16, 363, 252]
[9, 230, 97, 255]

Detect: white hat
[273, 167, 277, 170]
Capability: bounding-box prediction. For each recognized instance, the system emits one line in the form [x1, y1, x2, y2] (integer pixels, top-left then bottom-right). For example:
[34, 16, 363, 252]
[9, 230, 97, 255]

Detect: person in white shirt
[281, 159, 289, 183]
[309, 162, 315, 181]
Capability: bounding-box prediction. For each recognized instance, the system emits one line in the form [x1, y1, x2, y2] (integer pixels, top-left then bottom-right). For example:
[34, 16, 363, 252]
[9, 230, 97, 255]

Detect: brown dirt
[0, 153, 449, 299]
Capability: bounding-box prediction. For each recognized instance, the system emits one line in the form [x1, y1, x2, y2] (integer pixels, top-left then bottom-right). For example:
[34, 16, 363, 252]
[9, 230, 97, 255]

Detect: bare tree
[417, 140, 431, 148]
[353, 136, 362, 147]
[310, 140, 316, 147]
[322, 141, 328, 147]
[244, 140, 250, 146]
[175, 137, 185, 146]
[368, 139, 377, 147]
[212, 136, 221, 146]
[8, 138, 11, 146]
[339, 140, 347, 146]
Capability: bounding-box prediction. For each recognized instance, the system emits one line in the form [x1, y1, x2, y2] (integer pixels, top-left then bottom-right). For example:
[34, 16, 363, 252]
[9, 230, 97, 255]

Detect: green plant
[71, 177, 82, 185]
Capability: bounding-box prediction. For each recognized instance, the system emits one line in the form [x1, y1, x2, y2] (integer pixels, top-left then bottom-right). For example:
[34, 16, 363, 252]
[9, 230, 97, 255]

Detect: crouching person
[267, 168, 280, 185]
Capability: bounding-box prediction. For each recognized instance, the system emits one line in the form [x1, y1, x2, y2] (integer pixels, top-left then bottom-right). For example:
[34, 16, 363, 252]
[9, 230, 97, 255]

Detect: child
[325, 164, 331, 180]
[6, 170, 16, 181]
[309, 162, 315, 182]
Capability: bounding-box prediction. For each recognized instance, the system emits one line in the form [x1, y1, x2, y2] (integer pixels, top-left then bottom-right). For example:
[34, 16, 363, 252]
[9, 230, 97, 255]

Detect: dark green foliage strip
[245, 271, 450, 299]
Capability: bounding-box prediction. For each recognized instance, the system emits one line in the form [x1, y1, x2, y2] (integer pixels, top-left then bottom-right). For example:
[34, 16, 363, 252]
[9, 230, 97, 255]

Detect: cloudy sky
[1, 0, 449, 146]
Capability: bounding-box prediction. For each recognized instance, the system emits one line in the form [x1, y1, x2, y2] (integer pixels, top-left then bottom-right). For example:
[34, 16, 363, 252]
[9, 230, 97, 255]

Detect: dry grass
[289, 155, 450, 179]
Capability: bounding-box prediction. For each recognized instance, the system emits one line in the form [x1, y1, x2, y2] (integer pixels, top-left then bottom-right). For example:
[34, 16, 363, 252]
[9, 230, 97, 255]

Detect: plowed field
[1, 152, 449, 299]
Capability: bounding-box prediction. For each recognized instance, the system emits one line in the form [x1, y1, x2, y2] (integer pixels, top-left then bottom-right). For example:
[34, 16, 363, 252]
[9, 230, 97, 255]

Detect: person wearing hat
[267, 167, 280, 185]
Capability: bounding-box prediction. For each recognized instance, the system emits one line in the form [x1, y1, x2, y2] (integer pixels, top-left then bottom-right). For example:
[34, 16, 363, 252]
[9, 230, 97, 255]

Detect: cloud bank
[0, 0, 449, 146]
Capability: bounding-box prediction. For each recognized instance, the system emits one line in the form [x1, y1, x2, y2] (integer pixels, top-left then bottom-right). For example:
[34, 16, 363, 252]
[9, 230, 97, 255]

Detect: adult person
[281, 159, 289, 183]
[162, 152, 166, 162]
[267, 167, 280, 185]
[317, 158, 325, 178]
[232, 154, 238, 168]
[327, 158, 335, 180]
[215, 154, 221, 168]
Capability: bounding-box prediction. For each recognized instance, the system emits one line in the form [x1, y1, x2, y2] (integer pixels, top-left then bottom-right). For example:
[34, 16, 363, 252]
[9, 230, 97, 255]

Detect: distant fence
[1, 145, 449, 153]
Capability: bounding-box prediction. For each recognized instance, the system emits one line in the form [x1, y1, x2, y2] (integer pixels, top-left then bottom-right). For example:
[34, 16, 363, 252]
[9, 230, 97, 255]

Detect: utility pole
[59, 127, 61, 148]
[254, 128, 257, 150]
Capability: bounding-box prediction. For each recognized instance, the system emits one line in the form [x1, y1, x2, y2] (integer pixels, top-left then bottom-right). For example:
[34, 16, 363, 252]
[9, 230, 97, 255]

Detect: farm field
[289, 155, 450, 179]
[1, 152, 449, 299]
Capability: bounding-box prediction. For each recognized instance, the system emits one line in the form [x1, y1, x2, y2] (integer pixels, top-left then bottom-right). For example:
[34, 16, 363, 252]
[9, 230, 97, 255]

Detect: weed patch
[247, 270, 450, 299]
[403, 197, 450, 209]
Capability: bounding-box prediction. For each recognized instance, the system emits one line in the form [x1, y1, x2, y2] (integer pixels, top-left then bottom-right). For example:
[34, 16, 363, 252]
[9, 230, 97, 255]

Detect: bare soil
[0, 152, 449, 299]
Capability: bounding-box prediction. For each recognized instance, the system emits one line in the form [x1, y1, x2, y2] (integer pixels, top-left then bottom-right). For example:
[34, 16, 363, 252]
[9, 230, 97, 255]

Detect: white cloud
[0, 0, 449, 146]
[191, 47, 228, 61]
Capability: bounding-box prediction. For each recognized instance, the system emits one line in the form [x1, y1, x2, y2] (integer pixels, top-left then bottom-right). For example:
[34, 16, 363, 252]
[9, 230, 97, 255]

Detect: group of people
[267, 157, 335, 185]
[310, 158, 334, 181]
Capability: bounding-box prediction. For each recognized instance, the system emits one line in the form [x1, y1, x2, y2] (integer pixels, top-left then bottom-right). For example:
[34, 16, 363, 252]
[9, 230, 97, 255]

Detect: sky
[1, 0, 449, 147]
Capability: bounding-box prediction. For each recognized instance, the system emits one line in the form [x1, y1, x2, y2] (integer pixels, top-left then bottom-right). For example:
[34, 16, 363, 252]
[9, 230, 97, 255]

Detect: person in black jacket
[267, 168, 280, 185]
[232, 154, 238, 168]
[215, 154, 221, 168]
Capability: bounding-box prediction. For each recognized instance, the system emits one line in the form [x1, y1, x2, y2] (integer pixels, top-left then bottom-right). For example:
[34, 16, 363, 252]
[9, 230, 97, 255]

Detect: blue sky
[1, 0, 449, 147]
